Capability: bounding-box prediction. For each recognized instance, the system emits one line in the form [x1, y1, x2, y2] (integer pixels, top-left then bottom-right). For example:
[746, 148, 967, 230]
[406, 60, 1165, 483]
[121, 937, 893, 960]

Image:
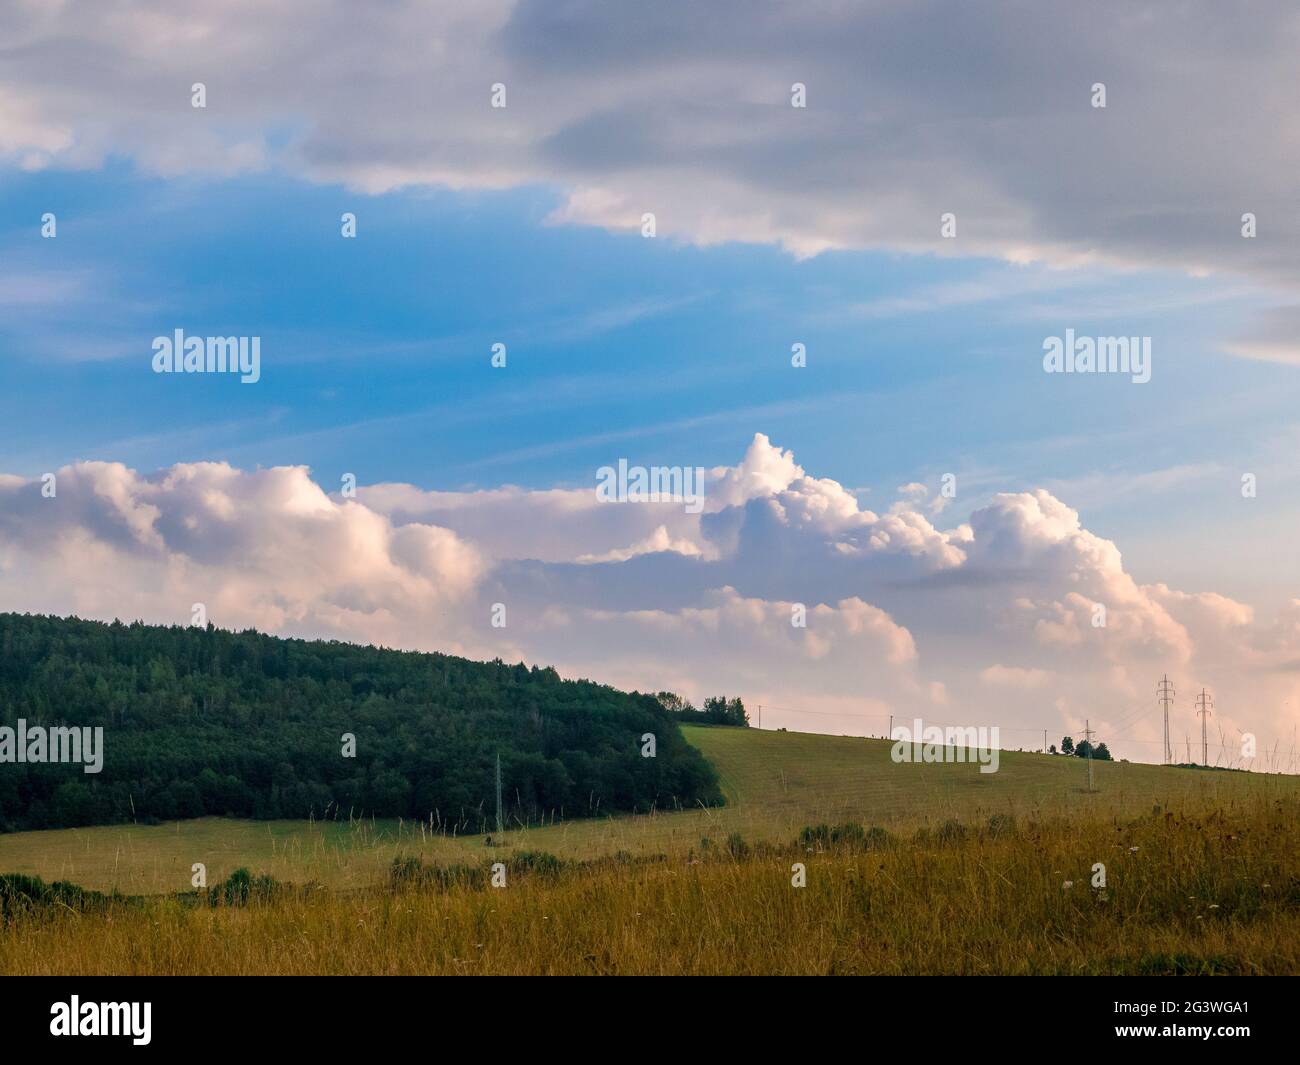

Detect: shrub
[508, 850, 564, 879]
[207, 867, 283, 907]
[797, 823, 891, 850]
[0, 873, 112, 918]
[725, 833, 750, 859]
[798, 823, 834, 847]
[986, 813, 1017, 838]
[389, 856, 423, 888]
[935, 819, 967, 844]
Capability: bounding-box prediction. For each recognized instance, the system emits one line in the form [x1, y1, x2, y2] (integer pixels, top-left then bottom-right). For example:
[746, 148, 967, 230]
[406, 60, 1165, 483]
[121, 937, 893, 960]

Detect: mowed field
[1, 725, 1294, 894]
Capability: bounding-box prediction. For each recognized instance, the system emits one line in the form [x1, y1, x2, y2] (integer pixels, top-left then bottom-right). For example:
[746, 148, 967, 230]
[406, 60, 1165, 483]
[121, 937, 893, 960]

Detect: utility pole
[888, 714, 893, 741]
[1044, 729, 1048, 754]
[1083, 720, 1096, 791]
[1195, 689, 1213, 766]
[495, 752, 503, 835]
[1157, 675, 1175, 764]
[756, 704, 762, 730]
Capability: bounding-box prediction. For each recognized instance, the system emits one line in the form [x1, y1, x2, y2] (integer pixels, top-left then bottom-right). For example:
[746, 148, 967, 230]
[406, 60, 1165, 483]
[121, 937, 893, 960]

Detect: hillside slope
[683, 725, 1297, 826]
[0, 613, 720, 832]
[2, 722, 1295, 894]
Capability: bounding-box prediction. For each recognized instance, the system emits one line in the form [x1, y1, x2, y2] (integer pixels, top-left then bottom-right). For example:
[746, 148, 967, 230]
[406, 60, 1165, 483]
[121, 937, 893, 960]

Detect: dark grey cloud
[1, 0, 1297, 291]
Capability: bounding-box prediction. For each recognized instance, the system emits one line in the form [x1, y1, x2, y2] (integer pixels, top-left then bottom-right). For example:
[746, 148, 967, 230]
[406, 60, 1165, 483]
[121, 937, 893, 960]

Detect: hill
[2, 722, 1295, 894]
[2, 725, 1297, 975]
[681, 725, 1296, 825]
[0, 613, 721, 833]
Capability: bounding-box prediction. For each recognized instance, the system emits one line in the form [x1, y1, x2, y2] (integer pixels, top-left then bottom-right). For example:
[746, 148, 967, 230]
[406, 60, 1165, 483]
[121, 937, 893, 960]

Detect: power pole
[757, 703, 762, 730]
[1195, 689, 1213, 766]
[1044, 728, 1048, 754]
[494, 752, 503, 835]
[1083, 720, 1096, 791]
[888, 713, 893, 741]
[1157, 675, 1175, 764]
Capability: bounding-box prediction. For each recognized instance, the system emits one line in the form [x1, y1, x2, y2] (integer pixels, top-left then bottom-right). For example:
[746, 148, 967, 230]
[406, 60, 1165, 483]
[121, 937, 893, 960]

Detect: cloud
[0, 461, 485, 651]
[3, 1, 1300, 295]
[2, 435, 1298, 765]
[576, 525, 704, 564]
[1223, 305, 1300, 365]
[980, 664, 1054, 690]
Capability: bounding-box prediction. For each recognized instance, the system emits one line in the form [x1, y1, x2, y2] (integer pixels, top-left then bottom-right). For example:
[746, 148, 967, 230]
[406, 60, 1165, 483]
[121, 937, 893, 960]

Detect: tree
[1049, 744, 1057, 755]
[655, 691, 694, 714]
[1093, 742, 1113, 762]
[0, 612, 725, 832]
[1061, 736, 1075, 755]
[703, 696, 748, 727]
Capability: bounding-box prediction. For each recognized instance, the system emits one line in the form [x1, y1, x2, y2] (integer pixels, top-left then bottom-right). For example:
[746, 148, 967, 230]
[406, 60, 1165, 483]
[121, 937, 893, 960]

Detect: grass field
[3, 725, 1298, 975]
[2, 794, 1296, 975]
[0, 725, 1295, 894]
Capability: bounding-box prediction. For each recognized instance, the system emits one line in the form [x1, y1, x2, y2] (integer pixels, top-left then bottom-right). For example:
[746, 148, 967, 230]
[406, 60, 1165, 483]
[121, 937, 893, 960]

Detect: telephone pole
[757, 704, 762, 730]
[1083, 720, 1096, 791]
[1195, 689, 1213, 766]
[1157, 675, 1175, 764]
[495, 752, 503, 834]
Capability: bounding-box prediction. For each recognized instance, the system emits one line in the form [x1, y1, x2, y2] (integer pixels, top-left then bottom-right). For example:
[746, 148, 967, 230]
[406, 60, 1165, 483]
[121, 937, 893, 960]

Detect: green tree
[0, 612, 723, 832]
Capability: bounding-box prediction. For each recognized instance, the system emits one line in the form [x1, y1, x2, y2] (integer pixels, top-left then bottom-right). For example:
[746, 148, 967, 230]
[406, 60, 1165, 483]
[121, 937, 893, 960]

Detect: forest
[0, 613, 722, 833]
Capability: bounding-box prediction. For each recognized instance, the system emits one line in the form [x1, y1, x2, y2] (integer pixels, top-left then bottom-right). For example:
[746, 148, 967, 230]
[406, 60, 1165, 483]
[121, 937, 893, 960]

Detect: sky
[2, 0, 1299, 767]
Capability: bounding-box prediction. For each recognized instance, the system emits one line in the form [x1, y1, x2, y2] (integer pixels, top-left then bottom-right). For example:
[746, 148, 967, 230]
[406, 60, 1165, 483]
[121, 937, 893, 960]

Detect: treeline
[1054, 736, 1113, 761]
[0, 613, 722, 833]
[655, 693, 749, 727]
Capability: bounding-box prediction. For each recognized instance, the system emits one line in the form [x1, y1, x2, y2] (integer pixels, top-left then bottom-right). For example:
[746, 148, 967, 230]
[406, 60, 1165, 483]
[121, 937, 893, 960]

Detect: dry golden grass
[3, 795, 1296, 975]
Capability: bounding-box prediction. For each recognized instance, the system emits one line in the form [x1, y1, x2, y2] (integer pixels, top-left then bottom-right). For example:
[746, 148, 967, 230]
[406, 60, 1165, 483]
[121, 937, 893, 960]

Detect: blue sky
[3, 163, 1297, 609]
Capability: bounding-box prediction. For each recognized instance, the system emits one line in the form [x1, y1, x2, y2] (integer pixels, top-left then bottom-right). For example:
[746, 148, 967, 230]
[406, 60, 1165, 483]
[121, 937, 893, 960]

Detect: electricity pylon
[1195, 689, 1213, 766]
[1158, 675, 1175, 764]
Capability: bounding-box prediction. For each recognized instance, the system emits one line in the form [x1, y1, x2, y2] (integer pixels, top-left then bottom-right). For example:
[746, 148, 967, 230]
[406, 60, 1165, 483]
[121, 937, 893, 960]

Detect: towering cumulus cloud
[2, 435, 1296, 765]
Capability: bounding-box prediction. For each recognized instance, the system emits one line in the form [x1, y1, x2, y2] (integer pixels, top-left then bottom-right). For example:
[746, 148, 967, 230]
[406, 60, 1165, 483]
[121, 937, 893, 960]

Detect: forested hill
[0, 613, 722, 833]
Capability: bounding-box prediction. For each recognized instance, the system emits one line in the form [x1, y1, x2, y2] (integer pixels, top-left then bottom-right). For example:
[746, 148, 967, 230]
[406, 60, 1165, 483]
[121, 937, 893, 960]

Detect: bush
[798, 823, 833, 847]
[389, 856, 487, 892]
[935, 819, 967, 844]
[207, 868, 284, 907]
[0, 873, 113, 918]
[725, 833, 750, 859]
[986, 813, 1017, 838]
[389, 851, 566, 892]
[797, 822, 891, 850]
[389, 856, 423, 888]
[508, 850, 564, 879]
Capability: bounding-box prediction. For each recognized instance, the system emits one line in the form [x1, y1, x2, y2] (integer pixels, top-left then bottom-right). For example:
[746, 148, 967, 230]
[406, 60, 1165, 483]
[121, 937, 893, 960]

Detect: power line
[1196, 689, 1214, 767]
[494, 751, 503, 835]
[1083, 719, 1096, 791]
[1158, 675, 1175, 765]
